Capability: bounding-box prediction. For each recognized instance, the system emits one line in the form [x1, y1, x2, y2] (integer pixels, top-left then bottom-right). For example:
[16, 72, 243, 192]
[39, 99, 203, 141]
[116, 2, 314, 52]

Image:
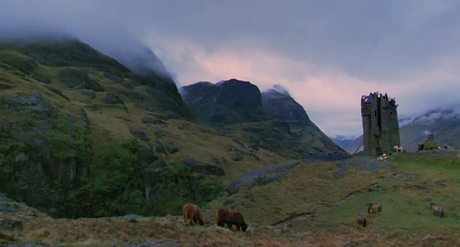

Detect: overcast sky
[1, 0, 460, 138]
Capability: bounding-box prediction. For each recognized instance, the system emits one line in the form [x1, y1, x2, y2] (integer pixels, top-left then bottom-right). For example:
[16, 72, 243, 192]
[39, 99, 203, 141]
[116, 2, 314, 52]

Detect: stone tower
[361, 92, 401, 155]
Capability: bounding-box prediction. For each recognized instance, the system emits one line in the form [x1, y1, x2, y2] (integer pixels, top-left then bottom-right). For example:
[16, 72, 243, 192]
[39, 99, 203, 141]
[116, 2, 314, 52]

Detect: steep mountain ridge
[261, 89, 347, 157]
[180, 79, 273, 124]
[181, 81, 349, 159]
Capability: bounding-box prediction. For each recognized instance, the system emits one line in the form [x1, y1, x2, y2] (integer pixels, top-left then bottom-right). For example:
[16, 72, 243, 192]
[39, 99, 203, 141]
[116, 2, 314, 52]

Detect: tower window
[390, 112, 394, 119]
[374, 110, 377, 118]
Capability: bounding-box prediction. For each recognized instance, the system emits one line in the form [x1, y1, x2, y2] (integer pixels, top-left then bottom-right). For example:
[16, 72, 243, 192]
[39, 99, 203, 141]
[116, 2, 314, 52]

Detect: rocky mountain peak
[180, 79, 272, 124]
[262, 89, 311, 123]
[214, 79, 264, 111]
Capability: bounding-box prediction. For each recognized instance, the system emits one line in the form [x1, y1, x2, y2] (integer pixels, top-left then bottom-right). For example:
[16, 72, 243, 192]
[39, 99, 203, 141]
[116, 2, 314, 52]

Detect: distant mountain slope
[330, 135, 357, 148]
[180, 81, 349, 159]
[261, 88, 349, 157]
[399, 106, 460, 151]
[342, 136, 364, 154]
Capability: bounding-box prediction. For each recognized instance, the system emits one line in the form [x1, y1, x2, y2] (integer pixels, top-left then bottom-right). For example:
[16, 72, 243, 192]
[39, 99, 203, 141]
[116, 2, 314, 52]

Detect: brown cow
[216, 208, 248, 232]
[183, 203, 205, 226]
[366, 202, 382, 214]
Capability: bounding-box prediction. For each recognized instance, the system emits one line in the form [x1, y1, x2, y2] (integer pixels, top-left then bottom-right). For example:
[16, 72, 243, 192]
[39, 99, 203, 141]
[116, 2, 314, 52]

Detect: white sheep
[393, 145, 404, 153]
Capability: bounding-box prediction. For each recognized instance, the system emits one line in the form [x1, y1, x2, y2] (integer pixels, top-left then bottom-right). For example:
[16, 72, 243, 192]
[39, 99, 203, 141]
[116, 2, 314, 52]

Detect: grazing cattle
[183, 203, 206, 226]
[430, 203, 444, 218]
[357, 214, 367, 227]
[216, 208, 248, 232]
[366, 202, 382, 214]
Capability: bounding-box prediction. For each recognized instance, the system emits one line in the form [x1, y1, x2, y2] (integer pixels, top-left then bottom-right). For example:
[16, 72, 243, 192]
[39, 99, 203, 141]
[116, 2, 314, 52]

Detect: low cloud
[0, 0, 173, 81]
[264, 85, 291, 96]
[422, 130, 433, 136]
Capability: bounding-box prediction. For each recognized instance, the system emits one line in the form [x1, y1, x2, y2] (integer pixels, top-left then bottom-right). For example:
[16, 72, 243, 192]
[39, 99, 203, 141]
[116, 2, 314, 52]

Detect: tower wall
[361, 102, 372, 152]
[360, 92, 401, 155]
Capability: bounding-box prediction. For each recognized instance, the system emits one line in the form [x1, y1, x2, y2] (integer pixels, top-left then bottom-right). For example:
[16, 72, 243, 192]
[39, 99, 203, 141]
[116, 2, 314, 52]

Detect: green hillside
[0, 39, 292, 219]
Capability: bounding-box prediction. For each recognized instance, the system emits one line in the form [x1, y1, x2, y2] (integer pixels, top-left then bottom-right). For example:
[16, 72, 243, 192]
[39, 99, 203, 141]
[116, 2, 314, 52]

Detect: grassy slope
[2, 152, 460, 246]
[0, 44, 289, 190]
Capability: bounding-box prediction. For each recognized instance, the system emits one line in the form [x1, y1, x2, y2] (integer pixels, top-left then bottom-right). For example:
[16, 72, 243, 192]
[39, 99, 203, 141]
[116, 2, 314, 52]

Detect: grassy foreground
[1, 152, 460, 246]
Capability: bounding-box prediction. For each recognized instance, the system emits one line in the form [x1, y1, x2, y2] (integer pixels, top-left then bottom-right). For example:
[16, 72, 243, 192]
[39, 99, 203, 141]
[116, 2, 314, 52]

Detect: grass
[1, 153, 460, 246]
[200, 153, 460, 245]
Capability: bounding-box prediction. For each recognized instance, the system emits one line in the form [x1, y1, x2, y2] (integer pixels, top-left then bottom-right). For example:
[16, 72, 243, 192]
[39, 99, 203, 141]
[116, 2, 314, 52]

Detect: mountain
[399, 105, 460, 151]
[342, 105, 460, 153]
[180, 79, 273, 124]
[180, 81, 349, 159]
[261, 88, 348, 157]
[330, 135, 357, 148]
[0, 38, 298, 219]
[342, 136, 364, 154]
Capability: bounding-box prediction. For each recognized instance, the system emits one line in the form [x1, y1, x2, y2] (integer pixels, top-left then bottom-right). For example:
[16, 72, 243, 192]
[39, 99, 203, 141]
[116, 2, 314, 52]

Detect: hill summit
[180, 79, 272, 124]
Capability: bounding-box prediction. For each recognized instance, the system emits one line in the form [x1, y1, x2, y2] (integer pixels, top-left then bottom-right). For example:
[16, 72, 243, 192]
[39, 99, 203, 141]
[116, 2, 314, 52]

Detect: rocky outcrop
[0, 90, 88, 217]
[58, 68, 104, 92]
[180, 79, 273, 124]
[0, 51, 51, 84]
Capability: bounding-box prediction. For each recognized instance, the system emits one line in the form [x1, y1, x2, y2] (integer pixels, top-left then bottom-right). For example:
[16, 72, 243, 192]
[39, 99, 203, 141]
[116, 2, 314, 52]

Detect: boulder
[129, 128, 150, 142]
[166, 143, 179, 154]
[58, 68, 104, 92]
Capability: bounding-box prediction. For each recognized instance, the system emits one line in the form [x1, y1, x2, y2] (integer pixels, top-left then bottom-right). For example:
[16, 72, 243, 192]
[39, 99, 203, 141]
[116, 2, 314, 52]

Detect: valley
[0, 39, 459, 247]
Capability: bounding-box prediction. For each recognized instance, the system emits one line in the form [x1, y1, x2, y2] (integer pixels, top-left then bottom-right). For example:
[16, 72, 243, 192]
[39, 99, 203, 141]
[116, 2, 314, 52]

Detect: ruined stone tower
[361, 92, 401, 155]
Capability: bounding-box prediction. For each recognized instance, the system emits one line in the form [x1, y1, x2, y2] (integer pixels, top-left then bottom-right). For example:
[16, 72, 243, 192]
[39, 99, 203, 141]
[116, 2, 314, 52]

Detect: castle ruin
[361, 92, 401, 155]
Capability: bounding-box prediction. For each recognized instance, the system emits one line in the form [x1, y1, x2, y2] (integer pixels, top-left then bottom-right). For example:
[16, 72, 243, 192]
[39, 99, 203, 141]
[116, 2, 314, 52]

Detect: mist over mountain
[264, 84, 290, 96]
[0, 5, 174, 83]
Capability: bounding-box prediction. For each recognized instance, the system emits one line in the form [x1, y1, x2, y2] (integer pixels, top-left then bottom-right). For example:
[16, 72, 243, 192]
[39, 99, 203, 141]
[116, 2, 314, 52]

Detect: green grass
[3, 152, 460, 246]
[302, 153, 460, 239]
[204, 153, 460, 243]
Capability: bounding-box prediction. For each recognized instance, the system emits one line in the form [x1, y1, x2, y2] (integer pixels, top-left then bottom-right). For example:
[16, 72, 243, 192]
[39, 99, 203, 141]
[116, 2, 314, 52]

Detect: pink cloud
[145, 37, 460, 137]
